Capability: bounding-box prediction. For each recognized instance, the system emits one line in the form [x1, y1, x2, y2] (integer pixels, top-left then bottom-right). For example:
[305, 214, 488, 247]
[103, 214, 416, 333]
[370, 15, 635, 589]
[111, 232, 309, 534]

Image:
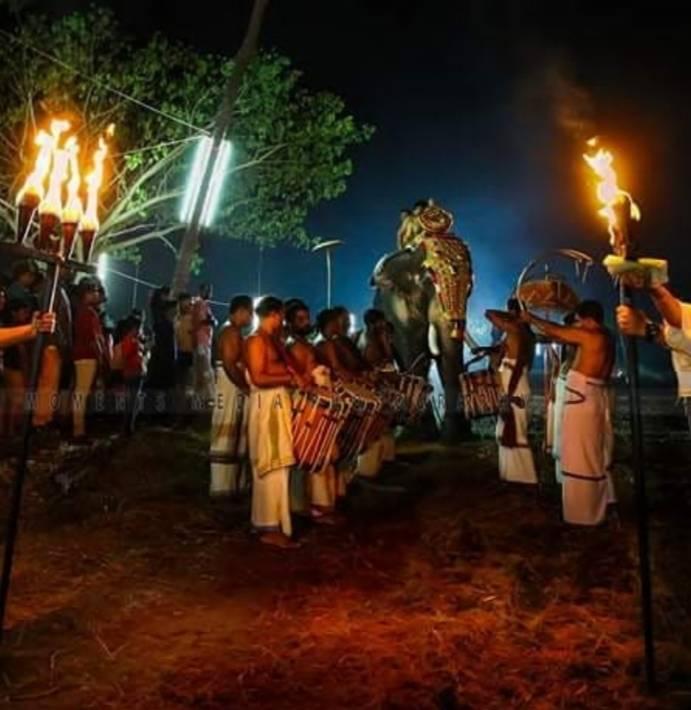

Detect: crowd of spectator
[0, 257, 216, 444]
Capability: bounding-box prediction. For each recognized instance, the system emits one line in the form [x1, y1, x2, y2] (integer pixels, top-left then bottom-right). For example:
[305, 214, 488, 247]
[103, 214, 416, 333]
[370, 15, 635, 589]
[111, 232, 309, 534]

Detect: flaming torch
[14, 125, 59, 244]
[584, 142, 656, 692]
[79, 128, 111, 263]
[37, 122, 71, 252]
[61, 137, 82, 259]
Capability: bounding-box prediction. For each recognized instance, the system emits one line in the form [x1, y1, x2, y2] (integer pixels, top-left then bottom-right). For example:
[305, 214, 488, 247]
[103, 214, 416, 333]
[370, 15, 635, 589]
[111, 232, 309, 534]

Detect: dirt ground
[1, 390, 690, 709]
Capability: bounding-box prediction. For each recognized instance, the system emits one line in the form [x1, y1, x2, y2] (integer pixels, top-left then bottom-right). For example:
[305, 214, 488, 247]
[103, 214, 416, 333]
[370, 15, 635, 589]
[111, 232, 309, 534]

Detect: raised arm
[522, 311, 588, 346]
[485, 309, 520, 334]
[650, 285, 683, 329]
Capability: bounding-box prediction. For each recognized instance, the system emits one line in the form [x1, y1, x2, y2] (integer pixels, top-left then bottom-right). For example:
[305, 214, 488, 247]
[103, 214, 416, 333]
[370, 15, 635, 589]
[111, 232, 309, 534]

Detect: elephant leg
[431, 310, 471, 441]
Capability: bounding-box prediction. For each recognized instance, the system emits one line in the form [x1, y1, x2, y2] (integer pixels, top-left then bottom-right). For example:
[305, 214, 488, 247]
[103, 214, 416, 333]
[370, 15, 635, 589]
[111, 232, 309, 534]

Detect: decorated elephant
[371, 199, 474, 439]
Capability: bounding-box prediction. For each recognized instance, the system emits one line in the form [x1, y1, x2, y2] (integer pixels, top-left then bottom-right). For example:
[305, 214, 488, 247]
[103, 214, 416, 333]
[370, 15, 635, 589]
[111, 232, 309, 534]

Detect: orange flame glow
[63, 137, 82, 224]
[583, 146, 641, 245]
[16, 118, 70, 205]
[80, 133, 110, 232]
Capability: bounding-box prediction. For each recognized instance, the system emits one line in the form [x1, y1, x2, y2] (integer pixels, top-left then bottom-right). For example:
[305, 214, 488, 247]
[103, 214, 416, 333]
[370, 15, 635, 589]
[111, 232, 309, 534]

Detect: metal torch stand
[0, 243, 94, 643]
[621, 284, 656, 692]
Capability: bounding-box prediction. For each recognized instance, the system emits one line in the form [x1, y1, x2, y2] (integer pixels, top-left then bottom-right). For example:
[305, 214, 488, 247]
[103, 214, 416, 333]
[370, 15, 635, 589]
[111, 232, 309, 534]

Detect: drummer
[317, 306, 370, 378]
[285, 300, 343, 522]
[356, 309, 398, 475]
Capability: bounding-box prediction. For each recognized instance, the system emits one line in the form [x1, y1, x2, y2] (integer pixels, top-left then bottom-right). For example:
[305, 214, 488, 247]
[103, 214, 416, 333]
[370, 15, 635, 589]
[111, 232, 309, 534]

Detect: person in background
[146, 298, 178, 421]
[72, 280, 107, 442]
[120, 314, 147, 436]
[192, 283, 217, 405]
[175, 293, 195, 417]
[616, 281, 691, 435]
[7, 261, 38, 310]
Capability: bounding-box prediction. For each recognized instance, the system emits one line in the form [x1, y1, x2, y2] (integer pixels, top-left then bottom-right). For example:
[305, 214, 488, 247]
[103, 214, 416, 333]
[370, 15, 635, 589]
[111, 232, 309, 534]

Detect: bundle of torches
[15, 119, 113, 262]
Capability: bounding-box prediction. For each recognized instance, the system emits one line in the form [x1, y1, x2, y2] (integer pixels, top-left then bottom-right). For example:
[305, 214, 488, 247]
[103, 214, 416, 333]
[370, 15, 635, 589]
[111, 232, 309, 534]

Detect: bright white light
[201, 140, 232, 227]
[349, 312, 357, 335]
[180, 137, 232, 227]
[97, 253, 108, 282]
[252, 296, 261, 331]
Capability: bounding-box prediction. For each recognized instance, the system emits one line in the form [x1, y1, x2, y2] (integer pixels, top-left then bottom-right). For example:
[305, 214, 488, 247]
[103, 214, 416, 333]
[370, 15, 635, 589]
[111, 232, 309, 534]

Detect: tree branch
[103, 224, 181, 256]
[100, 142, 187, 231]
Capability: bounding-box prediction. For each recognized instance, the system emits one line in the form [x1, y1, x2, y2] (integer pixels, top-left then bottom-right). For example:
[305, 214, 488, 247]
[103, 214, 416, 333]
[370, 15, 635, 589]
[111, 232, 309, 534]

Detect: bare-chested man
[522, 300, 616, 525]
[245, 297, 308, 548]
[358, 309, 397, 370]
[355, 309, 399, 473]
[209, 295, 253, 498]
[485, 299, 538, 485]
[285, 300, 343, 522]
[316, 308, 366, 381]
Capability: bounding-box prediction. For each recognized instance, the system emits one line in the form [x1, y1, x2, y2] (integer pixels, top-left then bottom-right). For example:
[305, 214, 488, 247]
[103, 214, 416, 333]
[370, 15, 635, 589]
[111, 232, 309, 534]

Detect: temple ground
[1, 390, 690, 708]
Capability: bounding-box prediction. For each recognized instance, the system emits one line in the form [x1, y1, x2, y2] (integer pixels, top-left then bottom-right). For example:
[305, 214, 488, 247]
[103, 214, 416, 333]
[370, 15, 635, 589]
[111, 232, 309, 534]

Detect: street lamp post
[311, 239, 343, 308]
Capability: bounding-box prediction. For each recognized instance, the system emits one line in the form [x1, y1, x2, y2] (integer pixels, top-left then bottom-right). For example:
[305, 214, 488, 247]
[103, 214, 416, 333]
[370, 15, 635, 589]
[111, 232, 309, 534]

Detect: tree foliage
[0, 7, 373, 261]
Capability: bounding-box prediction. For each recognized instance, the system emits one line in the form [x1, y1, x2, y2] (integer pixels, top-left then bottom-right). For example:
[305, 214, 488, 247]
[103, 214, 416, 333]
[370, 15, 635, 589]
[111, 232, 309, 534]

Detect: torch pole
[0, 257, 62, 642]
[612, 196, 655, 691]
[620, 281, 656, 692]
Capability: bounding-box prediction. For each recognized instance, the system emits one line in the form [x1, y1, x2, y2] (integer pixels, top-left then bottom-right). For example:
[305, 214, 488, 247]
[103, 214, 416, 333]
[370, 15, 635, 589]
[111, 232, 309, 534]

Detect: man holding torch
[0, 312, 56, 349]
[614, 268, 691, 434]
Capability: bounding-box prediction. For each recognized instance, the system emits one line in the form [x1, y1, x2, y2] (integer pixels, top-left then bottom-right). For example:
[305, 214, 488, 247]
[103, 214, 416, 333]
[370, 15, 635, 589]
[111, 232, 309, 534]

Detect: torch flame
[15, 118, 70, 205]
[40, 126, 73, 217]
[81, 133, 110, 232]
[62, 137, 82, 223]
[583, 147, 641, 244]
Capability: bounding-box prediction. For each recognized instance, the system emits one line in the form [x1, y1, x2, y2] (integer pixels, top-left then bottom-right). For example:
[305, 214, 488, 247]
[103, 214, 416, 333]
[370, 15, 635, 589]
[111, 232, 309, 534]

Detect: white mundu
[552, 372, 568, 484]
[209, 365, 248, 496]
[495, 358, 537, 484]
[247, 376, 296, 536]
[560, 370, 615, 525]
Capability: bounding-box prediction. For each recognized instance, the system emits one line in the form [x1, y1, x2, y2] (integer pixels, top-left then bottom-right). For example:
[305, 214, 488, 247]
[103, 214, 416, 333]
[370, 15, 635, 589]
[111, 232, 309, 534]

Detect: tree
[0, 7, 373, 267]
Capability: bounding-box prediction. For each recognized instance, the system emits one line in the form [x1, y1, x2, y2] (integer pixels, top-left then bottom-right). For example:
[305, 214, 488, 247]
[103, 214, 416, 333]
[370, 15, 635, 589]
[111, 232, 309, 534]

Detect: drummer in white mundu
[284, 299, 344, 524]
[244, 296, 310, 548]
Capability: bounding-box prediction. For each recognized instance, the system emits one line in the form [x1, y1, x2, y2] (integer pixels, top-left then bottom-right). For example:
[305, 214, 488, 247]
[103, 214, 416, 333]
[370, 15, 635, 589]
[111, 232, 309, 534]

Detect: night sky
[5, 2, 691, 355]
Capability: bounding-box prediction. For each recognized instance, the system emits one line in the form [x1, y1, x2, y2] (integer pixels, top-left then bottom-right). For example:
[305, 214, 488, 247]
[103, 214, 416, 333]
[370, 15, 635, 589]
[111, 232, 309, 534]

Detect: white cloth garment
[247, 378, 295, 535]
[380, 428, 396, 462]
[560, 370, 614, 526]
[209, 365, 248, 496]
[310, 463, 339, 510]
[357, 437, 385, 478]
[664, 300, 691, 398]
[496, 358, 537, 484]
[73, 358, 98, 438]
[545, 398, 555, 454]
[552, 373, 567, 484]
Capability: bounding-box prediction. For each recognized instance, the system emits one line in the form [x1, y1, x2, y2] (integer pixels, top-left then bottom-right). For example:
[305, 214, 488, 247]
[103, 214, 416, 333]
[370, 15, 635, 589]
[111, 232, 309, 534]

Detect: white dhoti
[545, 397, 555, 454]
[357, 438, 384, 478]
[209, 366, 248, 496]
[248, 383, 295, 535]
[495, 359, 537, 484]
[380, 428, 396, 462]
[560, 371, 614, 526]
[310, 463, 339, 511]
[552, 373, 567, 484]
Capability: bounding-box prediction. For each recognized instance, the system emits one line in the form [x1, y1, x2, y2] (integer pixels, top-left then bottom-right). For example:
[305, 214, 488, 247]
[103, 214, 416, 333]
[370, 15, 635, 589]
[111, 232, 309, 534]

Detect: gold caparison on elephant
[371, 199, 474, 438]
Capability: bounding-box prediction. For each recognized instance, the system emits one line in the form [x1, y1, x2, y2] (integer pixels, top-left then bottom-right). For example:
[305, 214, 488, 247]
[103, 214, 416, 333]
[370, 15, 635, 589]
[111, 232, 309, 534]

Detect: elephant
[370, 199, 474, 439]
